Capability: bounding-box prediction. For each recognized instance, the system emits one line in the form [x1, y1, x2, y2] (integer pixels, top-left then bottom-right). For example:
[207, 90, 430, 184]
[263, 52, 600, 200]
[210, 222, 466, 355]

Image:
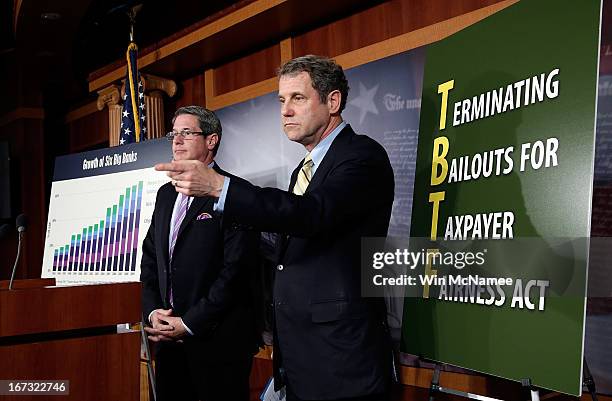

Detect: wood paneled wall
[175, 75, 207, 111]
[195, 0, 514, 110]
[292, 0, 503, 57]
[214, 44, 281, 95]
[67, 107, 109, 153]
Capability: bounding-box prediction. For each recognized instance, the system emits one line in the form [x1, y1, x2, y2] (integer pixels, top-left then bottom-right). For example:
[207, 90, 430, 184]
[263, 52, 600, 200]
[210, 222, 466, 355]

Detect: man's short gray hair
[278, 55, 350, 113]
[172, 106, 222, 155]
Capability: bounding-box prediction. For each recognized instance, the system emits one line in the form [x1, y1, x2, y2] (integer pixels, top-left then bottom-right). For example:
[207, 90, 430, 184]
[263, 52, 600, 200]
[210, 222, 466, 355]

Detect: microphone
[16, 214, 27, 233]
[8, 214, 27, 290]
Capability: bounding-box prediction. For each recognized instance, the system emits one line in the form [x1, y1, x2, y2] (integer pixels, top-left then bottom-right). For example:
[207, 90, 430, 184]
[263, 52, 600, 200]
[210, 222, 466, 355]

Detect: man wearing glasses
[140, 106, 260, 401]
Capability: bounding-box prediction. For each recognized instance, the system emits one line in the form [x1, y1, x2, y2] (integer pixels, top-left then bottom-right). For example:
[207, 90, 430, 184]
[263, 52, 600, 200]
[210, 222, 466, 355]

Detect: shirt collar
[309, 121, 347, 174]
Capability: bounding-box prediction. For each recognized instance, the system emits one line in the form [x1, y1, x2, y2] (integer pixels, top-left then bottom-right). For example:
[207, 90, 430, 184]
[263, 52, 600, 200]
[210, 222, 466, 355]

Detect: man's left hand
[145, 315, 188, 342]
[155, 160, 225, 198]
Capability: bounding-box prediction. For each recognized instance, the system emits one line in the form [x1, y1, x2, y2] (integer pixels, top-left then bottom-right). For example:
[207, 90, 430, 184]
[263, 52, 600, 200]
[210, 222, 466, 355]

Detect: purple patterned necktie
[168, 193, 189, 305]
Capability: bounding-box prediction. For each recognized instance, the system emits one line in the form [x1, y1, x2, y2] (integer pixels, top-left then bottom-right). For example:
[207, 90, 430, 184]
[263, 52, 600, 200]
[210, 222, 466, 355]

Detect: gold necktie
[293, 154, 314, 195]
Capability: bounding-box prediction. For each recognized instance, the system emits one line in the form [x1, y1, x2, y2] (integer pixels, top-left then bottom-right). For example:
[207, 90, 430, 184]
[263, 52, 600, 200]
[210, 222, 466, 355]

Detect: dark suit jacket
[224, 125, 395, 399]
[140, 165, 260, 361]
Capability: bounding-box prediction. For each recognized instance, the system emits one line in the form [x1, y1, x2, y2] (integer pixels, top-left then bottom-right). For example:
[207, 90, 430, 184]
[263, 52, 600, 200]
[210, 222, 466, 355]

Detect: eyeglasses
[165, 130, 206, 141]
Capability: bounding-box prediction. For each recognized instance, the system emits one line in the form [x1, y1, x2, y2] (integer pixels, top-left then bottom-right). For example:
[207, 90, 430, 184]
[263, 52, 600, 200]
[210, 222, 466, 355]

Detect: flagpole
[120, 4, 147, 145]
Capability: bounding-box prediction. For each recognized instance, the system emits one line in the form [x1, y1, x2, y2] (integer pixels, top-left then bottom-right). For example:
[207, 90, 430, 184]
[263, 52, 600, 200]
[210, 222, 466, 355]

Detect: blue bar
[102, 208, 112, 272]
[69, 235, 76, 271]
[130, 181, 144, 271]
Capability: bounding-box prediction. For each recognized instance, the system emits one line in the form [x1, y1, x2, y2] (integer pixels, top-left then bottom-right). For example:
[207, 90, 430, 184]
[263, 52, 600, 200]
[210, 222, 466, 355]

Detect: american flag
[120, 42, 147, 145]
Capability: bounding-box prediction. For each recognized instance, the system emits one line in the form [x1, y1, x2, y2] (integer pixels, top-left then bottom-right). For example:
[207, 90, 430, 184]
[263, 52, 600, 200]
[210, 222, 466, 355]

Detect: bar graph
[42, 167, 168, 284]
[50, 181, 143, 274]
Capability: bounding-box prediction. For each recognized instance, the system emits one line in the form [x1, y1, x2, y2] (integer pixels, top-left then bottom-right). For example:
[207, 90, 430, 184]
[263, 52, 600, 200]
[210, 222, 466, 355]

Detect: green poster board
[401, 0, 602, 395]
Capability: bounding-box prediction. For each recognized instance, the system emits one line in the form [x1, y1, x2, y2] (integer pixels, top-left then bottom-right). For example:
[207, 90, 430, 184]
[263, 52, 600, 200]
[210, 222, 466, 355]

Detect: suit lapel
[177, 196, 213, 239]
[288, 124, 352, 195]
[304, 124, 352, 194]
[306, 125, 355, 193]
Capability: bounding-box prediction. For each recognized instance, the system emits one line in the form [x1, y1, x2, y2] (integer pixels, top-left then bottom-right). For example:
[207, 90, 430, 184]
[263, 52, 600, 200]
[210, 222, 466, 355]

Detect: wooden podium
[0, 279, 141, 401]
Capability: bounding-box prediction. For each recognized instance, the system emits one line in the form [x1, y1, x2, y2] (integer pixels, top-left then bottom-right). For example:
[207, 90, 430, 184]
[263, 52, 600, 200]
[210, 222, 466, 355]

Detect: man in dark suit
[141, 106, 259, 401]
[156, 56, 395, 401]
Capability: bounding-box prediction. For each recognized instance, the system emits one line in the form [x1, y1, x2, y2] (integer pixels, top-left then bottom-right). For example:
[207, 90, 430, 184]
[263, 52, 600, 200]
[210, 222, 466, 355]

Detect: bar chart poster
[42, 139, 171, 285]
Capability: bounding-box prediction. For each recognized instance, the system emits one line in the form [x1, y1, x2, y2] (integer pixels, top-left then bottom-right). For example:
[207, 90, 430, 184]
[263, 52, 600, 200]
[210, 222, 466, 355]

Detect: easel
[428, 363, 504, 401]
[583, 360, 598, 401]
[427, 358, 599, 401]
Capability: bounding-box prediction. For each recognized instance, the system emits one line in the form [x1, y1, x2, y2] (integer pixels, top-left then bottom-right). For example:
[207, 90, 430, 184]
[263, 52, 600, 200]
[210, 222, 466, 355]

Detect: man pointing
[157, 55, 395, 401]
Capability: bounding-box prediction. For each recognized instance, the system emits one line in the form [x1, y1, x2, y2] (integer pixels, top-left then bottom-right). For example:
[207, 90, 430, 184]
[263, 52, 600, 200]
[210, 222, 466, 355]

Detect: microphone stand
[8, 230, 24, 290]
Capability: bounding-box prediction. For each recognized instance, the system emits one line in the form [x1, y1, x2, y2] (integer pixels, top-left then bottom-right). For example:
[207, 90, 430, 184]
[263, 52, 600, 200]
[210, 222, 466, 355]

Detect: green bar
[125, 188, 131, 209]
[106, 207, 111, 218]
[124, 190, 129, 211]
